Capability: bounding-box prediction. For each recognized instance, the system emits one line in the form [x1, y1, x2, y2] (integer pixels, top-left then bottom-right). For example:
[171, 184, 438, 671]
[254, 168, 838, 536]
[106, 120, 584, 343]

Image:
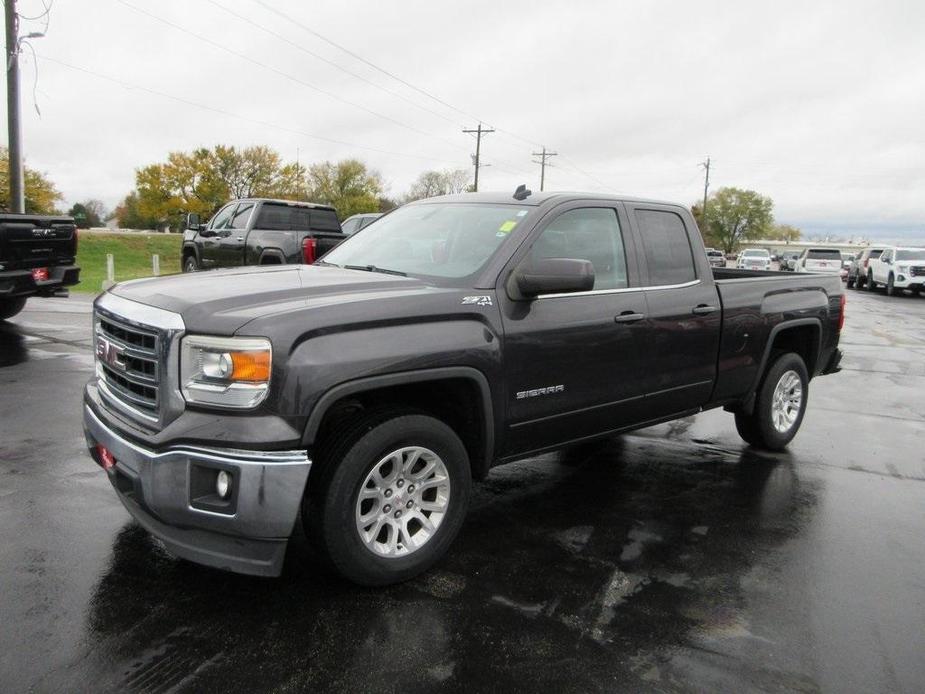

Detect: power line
[115, 0, 468, 155]
[242, 1, 615, 190]
[531, 147, 557, 191]
[462, 124, 494, 192]
[204, 0, 463, 130]
[36, 53, 458, 164]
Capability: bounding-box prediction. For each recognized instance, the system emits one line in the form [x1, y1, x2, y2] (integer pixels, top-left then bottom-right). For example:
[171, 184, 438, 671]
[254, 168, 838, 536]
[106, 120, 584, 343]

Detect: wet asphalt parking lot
[1, 288, 924, 693]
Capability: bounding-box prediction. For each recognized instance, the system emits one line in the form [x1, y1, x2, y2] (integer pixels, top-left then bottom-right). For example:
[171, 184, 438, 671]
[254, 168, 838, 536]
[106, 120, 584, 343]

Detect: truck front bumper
[83, 404, 311, 577]
[0, 264, 80, 298]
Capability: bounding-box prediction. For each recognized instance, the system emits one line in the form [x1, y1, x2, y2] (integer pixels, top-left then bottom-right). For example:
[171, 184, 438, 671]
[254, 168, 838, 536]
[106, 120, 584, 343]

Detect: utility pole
[531, 146, 558, 191]
[700, 156, 711, 228]
[5, 0, 24, 213]
[462, 123, 494, 191]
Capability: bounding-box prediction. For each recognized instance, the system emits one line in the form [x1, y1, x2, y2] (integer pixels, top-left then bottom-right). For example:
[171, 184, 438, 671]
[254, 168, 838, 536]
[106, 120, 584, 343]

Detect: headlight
[180, 335, 272, 408]
[897, 265, 909, 273]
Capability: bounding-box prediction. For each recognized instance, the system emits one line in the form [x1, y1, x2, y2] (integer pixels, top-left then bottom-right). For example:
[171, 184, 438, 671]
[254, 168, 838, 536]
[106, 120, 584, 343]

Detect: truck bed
[710, 266, 843, 404]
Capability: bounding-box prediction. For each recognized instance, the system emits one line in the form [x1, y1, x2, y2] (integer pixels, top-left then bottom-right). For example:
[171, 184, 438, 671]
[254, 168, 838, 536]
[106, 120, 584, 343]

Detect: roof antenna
[513, 184, 532, 201]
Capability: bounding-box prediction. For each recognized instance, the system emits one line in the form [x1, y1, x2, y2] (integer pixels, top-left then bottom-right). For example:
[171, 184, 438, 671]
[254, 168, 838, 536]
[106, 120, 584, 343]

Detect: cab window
[208, 204, 236, 231]
[635, 209, 696, 286]
[230, 203, 254, 230]
[527, 208, 628, 290]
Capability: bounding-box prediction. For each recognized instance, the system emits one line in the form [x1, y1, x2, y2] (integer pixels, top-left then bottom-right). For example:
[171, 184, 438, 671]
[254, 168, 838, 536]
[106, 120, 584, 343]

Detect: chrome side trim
[538, 279, 701, 299]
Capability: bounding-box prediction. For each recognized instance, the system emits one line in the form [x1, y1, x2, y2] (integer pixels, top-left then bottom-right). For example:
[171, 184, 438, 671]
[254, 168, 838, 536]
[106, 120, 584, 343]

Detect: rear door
[627, 204, 721, 414]
[498, 202, 652, 455]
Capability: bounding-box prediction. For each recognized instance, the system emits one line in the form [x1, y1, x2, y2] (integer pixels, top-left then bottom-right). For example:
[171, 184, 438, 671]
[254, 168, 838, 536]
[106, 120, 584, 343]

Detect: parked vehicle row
[859, 246, 925, 296]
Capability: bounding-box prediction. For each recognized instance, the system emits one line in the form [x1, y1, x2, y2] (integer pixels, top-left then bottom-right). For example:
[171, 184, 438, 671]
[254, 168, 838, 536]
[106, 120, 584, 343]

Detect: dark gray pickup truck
[0, 212, 80, 319]
[181, 198, 344, 272]
[84, 190, 844, 585]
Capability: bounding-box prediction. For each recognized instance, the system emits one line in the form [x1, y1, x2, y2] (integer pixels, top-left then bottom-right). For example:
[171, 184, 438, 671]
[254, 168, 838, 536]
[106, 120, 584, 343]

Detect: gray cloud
[7, 0, 923, 234]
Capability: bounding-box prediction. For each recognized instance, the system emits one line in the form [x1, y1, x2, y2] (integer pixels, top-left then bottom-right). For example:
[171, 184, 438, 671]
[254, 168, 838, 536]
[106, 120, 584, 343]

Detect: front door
[217, 202, 254, 266]
[201, 203, 236, 268]
[499, 203, 653, 456]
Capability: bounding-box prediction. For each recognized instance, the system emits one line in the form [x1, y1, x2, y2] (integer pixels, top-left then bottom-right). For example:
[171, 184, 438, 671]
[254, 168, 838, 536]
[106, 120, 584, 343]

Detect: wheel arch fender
[741, 318, 822, 415]
[302, 367, 495, 479]
[258, 248, 286, 264]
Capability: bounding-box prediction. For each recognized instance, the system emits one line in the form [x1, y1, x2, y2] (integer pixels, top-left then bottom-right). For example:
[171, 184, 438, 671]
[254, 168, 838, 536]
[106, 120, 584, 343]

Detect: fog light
[898, 275, 906, 282]
[216, 470, 232, 499]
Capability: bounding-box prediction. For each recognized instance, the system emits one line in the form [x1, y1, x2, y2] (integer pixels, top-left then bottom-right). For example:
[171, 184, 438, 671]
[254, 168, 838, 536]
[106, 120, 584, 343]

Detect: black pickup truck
[0, 213, 80, 319]
[181, 198, 345, 272]
[84, 191, 843, 585]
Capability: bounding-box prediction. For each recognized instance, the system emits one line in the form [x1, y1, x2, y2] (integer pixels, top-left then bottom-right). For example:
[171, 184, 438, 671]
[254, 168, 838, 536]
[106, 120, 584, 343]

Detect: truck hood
[111, 265, 429, 334]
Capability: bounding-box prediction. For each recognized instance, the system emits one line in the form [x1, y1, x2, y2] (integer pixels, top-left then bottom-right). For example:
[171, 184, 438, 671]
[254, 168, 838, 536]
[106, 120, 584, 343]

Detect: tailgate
[313, 231, 346, 257]
[0, 216, 78, 270]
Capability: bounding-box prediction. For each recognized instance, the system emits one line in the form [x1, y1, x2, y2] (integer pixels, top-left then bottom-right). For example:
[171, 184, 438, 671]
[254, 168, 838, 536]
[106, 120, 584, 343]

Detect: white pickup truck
[866, 246, 925, 296]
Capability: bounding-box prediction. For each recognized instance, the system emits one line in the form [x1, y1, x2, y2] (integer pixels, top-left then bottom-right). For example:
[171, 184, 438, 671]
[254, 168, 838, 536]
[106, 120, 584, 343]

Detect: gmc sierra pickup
[84, 190, 844, 586]
[0, 213, 80, 319]
[181, 198, 345, 272]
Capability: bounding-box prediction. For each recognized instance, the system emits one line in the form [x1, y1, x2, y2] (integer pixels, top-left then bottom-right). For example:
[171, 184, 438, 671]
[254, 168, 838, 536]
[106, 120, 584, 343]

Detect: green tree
[766, 223, 801, 242]
[113, 191, 160, 230]
[67, 199, 107, 228]
[702, 187, 774, 255]
[404, 168, 471, 202]
[307, 159, 382, 218]
[0, 146, 63, 213]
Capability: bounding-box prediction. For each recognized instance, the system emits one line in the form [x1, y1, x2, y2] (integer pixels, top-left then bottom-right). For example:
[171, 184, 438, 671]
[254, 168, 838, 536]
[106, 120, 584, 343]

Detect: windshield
[743, 250, 769, 257]
[896, 249, 925, 261]
[322, 203, 530, 281]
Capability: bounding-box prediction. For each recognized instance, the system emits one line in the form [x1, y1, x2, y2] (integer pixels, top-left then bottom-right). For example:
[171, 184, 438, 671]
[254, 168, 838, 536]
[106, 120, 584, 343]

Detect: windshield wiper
[344, 264, 407, 277]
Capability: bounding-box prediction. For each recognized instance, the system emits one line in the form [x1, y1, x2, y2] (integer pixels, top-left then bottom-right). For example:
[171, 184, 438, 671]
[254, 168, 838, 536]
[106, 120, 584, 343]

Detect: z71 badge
[461, 295, 493, 306]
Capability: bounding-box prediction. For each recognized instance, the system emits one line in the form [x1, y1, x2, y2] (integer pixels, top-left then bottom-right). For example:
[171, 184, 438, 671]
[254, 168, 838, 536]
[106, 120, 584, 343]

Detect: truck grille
[910, 266, 925, 277]
[95, 313, 162, 420]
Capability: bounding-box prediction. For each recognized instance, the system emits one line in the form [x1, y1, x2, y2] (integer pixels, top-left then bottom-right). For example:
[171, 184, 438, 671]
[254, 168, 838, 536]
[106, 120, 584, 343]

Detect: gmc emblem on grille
[96, 337, 126, 372]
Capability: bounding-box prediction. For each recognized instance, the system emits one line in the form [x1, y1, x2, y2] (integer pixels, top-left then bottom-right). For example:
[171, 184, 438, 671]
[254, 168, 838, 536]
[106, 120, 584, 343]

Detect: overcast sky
[4, 0, 924, 237]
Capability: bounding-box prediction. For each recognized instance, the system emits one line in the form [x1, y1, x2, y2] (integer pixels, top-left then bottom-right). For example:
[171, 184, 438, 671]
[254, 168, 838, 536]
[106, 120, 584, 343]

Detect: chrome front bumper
[83, 404, 311, 577]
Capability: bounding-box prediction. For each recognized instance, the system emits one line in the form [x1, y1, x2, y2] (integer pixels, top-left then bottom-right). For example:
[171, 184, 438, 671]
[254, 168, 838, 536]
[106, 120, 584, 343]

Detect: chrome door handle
[614, 312, 646, 323]
[692, 305, 718, 315]
[236, 236, 244, 242]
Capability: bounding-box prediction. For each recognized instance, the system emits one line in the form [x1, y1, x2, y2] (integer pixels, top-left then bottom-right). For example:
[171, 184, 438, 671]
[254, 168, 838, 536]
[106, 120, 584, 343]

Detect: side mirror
[185, 213, 201, 231]
[511, 257, 595, 299]
[884, 257, 892, 264]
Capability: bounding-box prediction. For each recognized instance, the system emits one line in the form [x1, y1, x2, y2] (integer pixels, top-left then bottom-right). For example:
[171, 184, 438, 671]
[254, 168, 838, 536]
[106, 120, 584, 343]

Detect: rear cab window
[806, 249, 843, 261]
[255, 204, 341, 232]
[634, 209, 697, 286]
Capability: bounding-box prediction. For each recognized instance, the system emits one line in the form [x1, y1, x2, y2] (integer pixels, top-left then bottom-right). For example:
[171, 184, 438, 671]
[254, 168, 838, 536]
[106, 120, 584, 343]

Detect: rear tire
[734, 352, 809, 451]
[304, 411, 471, 586]
[846, 275, 855, 289]
[0, 297, 27, 320]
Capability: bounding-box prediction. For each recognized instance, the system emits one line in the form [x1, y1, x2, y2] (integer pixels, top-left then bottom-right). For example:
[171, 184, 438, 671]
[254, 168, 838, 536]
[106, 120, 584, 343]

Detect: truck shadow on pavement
[0, 322, 27, 367]
[73, 437, 820, 693]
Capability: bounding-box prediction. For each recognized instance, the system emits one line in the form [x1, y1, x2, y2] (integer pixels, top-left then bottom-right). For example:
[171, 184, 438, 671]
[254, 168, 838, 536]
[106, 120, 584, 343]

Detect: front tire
[887, 274, 897, 297]
[866, 271, 877, 291]
[846, 274, 855, 289]
[182, 254, 199, 273]
[0, 297, 27, 320]
[734, 352, 809, 451]
[304, 411, 471, 586]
